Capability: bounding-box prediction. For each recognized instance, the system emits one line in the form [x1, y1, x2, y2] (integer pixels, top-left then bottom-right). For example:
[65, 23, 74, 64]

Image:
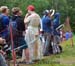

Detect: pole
[9, 23, 16, 66]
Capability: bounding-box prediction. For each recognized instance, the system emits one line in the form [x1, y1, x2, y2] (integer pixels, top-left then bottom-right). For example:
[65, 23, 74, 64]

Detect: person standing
[53, 12, 61, 54]
[11, 7, 30, 64]
[24, 5, 42, 61]
[0, 6, 10, 41]
[41, 10, 53, 55]
[0, 6, 10, 66]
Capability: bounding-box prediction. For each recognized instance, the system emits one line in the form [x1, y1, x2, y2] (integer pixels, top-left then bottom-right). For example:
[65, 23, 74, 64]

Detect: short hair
[12, 7, 20, 15]
[0, 6, 8, 13]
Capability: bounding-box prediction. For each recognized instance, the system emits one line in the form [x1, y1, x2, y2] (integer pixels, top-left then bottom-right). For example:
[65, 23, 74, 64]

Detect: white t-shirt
[24, 12, 41, 27]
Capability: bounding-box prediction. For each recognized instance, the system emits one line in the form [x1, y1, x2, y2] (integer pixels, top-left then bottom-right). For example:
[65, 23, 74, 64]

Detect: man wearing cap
[24, 5, 43, 61]
[52, 12, 62, 54]
[41, 10, 53, 55]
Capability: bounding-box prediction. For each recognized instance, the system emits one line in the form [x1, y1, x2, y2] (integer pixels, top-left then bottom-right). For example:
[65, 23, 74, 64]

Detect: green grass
[11, 36, 75, 66]
[33, 36, 75, 66]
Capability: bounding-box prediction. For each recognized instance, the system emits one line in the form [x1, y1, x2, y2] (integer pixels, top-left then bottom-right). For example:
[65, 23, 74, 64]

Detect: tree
[0, 0, 75, 32]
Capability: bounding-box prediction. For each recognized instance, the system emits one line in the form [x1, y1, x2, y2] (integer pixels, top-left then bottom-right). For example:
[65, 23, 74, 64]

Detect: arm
[3, 17, 9, 27]
[24, 13, 31, 24]
[24, 13, 31, 29]
[40, 19, 44, 34]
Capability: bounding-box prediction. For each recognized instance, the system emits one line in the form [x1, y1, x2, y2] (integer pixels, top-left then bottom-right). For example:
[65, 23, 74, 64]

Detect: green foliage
[0, 0, 75, 32]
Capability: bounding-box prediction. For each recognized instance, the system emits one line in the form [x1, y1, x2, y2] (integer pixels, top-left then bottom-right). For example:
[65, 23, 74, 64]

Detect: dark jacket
[12, 15, 25, 37]
[53, 13, 60, 35]
[42, 15, 52, 33]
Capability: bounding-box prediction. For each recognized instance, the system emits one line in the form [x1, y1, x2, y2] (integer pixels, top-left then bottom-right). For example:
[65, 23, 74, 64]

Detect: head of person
[27, 5, 35, 14]
[12, 7, 22, 16]
[54, 12, 60, 19]
[43, 10, 50, 16]
[0, 6, 9, 15]
[49, 9, 55, 16]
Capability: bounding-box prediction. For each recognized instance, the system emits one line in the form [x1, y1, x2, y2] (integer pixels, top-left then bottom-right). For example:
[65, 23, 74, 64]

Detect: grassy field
[11, 36, 75, 66]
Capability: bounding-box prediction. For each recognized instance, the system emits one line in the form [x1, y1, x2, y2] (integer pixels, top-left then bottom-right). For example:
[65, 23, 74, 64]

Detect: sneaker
[25, 61, 34, 64]
[15, 64, 19, 66]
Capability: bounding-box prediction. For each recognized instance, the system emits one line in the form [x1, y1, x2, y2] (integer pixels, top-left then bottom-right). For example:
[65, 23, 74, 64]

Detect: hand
[25, 13, 31, 18]
[0, 50, 6, 55]
[24, 13, 31, 24]
[39, 29, 44, 34]
[0, 38, 6, 44]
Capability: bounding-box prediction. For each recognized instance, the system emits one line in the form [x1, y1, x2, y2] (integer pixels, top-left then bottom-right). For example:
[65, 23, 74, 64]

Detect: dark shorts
[13, 37, 28, 50]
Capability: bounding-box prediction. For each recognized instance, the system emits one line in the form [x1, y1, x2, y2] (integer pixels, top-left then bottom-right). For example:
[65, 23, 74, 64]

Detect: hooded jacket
[11, 15, 25, 37]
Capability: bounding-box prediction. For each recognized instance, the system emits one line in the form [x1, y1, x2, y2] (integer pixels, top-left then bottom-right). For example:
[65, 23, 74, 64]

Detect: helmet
[50, 9, 55, 17]
[43, 10, 50, 15]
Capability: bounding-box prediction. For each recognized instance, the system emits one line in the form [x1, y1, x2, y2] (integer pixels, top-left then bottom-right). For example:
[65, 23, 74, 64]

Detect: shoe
[25, 61, 34, 64]
[15, 63, 19, 66]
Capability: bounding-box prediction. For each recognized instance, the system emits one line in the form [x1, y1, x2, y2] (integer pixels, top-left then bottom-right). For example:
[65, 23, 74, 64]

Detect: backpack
[0, 16, 5, 32]
[9, 20, 19, 37]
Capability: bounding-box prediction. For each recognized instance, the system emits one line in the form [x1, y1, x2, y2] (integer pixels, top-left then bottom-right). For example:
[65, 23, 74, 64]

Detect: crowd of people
[0, 5, 63, 66]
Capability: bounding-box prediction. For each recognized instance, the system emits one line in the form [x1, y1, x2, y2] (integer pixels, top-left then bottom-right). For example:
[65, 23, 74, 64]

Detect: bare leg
[24, 48, 30, 62]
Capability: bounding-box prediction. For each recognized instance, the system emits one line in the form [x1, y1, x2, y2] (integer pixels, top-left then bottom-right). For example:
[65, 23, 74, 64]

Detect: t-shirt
[42, 15, 52, 33]
[25, 12, 40, 27]
[65, 32, 72, 40]
[0, 14, 10, 39]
